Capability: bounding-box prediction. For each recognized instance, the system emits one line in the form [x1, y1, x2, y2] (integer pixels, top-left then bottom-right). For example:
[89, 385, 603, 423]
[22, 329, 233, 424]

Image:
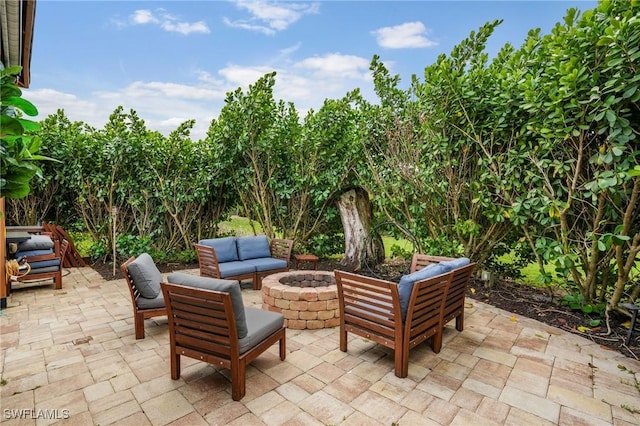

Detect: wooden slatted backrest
[161, 282, 237, 361]
[443, 262, 476, 324]
[405, 271, 452, 345]
[121, 256, 142, 303]
[410, 254, 455, 273]
[270, 238, 294, 263]
[194, 243, 222, 279]
[334, 270, 402, 345]
[60, 239, 69, 260]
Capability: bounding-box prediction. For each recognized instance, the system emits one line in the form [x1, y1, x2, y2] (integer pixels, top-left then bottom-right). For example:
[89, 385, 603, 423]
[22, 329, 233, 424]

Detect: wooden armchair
[334, 269, 452, 378]
[121, 255, 166, 339]
[161, 279, 286, 400]
[410, 254, 476, 331]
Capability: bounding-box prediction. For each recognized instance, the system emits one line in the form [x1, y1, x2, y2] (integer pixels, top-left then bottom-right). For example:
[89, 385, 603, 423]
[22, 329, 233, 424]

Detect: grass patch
[217, 215, 263, 236]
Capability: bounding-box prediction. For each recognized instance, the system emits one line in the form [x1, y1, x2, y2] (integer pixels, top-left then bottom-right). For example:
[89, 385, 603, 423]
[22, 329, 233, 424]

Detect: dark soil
[91, 257, 640, 360]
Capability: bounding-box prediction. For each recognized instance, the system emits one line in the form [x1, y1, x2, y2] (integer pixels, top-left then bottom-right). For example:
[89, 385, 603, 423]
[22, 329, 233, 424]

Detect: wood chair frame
[161, 282, 286, 400]
[121, 256, 166, 339]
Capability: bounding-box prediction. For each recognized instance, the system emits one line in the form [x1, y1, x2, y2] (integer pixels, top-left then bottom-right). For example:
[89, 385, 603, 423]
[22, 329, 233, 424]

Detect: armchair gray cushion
[239, 307, 285, 354]
[126, 253, 162, 299]
[167, 273, 248, 339]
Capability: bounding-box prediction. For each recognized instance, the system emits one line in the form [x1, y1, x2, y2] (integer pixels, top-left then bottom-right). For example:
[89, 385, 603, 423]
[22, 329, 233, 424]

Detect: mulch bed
[91, 257, 639, 360]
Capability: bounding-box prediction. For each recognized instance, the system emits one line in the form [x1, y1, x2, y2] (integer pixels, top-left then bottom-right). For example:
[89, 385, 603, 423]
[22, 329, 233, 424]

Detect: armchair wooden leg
[231, 362, 246, 401]
[339, 326, 348, 352]
[134, 312, 145, 339]
[54, 271, 62, 290]
[455, 314, 464, 332]
[431, 331, 443, 354]
[171, 352, 181, 380]
[395, 349, 408, 378]
[279, 334, 286, 360]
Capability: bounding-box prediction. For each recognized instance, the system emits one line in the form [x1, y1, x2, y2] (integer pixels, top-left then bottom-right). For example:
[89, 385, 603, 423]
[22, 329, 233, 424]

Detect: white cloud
[29, 51, 377, 140]
[127, 9, 210, 35]
[372, 21, 438, 49]
[295, 53, 371, 80]
[225, 0, 319, 35]
[130, 9, 159, 25]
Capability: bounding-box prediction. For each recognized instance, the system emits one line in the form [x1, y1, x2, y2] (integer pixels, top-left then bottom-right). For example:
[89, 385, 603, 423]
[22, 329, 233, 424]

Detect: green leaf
[605, 109, 616, 123]
[607, 57, 624, 67]
[0, 115, 24, 135]
[622, 86, 637, 99]
[2, 96, 38, 116]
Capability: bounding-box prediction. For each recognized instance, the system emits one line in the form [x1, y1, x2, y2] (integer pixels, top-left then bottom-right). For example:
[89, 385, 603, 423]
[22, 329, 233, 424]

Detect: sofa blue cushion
[126, 253, 163, 299]
[15, 249, 54, 258]
[18, 235, 54, 251]
[199, 237, 238, 263]
[237, 236, 271, 260]
[24, 266, 60, 274]
[29, 258, 61, 269]
[398, 262, 452, 321]
[243, 257, 288, 272]
[167, 273, 248, 339]
[440, 257, 471, 270]
[217, 261, 256, 278]
[239, 307, 284, 354]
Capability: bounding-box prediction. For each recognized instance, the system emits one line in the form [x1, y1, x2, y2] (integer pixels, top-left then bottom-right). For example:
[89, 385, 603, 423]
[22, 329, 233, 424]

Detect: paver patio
[1, 266, 639, 425]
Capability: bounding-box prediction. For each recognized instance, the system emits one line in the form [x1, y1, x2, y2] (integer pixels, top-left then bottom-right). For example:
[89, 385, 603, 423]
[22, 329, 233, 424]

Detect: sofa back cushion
[127, 253, 163, 299]
[237, 235, 271, 260]
[18, 235, 55, 251]
[199, 237, 238, 263]
[439, 257, 471, 270]
[167, 273, 248, 339]
[398, 262, 452, 321]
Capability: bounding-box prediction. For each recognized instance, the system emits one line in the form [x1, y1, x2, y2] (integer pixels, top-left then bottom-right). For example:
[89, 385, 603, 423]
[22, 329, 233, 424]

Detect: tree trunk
[336, 187, 384, 270]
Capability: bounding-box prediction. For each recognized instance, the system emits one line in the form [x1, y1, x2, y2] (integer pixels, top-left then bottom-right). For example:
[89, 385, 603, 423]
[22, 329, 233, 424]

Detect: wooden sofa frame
[335, 269, 453, 378]
[410, 254, 476, 331]
[161, 281, 286, 400]
[195, 238, 293, 290]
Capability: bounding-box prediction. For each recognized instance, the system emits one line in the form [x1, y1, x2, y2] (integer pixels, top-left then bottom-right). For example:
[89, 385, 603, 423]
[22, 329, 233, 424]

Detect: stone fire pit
[261, 271, 339, 329]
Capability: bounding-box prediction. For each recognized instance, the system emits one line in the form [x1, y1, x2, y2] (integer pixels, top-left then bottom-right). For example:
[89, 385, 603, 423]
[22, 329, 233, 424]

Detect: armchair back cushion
[398, 262, 451, 321]
[167, 273, 248, 339]
[237, 235, 271, 260]
[126, 253, 162, 299]
[199, 237, 238, 263]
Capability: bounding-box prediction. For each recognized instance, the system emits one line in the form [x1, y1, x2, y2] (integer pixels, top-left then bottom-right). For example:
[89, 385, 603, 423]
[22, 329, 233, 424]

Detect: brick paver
[1, 266, 639, 425]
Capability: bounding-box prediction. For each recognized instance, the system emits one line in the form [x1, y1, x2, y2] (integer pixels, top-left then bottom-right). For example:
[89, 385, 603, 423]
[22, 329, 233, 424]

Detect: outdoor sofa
[194, 235, 293, 290]
[334, 255, 476, 377]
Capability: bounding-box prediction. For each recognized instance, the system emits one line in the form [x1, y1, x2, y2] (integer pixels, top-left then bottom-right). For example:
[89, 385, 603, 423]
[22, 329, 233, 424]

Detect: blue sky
[27, 0, 598, 140]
